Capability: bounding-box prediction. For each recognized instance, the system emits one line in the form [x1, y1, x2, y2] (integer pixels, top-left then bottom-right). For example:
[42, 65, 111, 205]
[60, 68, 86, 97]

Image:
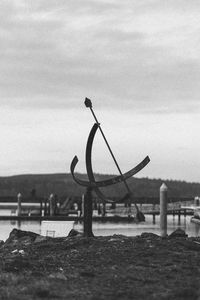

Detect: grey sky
[0, 0, 200, 182]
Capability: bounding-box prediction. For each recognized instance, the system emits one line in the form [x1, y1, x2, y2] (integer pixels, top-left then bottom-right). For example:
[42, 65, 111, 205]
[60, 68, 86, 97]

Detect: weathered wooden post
[178, 210, 181, 225]
[160, 183, 168, 237]
[17, 193, 22, 217]
[153, 213, 156, 224]
[102, 202, 106, 217]
[49, 194, 54, 216]
[44, 198, 47, 216]
[152, 203, 156, 224]
[97, 203, 101, 215]
[83, 187, 94, 237]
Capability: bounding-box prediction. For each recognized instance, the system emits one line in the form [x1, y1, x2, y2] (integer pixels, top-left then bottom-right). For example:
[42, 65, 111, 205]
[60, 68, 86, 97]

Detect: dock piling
[17, 193, 22, 217]
[153, 213, 156, 224]
[178, 210, 181, 225]
[160, 183, 168, 237]
[49, 194, 55, 216]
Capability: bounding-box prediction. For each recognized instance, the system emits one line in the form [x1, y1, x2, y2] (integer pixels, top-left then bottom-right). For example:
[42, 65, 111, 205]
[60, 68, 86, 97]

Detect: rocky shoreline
[0, 228, 199, 299]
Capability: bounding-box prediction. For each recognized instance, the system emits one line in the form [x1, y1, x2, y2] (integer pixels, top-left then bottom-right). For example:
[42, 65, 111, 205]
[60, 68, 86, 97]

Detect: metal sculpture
[70, 98, 150, 221]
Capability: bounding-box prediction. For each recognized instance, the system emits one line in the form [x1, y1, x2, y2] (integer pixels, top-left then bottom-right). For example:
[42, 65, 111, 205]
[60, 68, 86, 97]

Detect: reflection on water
[0, 214, 199, 241]
[75, 215, 200, 237]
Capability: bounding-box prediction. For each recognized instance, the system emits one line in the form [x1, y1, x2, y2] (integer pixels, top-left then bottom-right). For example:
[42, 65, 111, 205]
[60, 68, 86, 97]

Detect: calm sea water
[0, 214, 199, 241]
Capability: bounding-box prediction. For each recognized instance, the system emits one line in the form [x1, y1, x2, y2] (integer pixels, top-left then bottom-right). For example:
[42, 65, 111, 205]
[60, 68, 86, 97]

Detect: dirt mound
[0, 229, 199, 299]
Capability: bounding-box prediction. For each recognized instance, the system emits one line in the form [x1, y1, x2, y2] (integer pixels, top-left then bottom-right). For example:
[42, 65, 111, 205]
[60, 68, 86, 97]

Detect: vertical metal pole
[83, 187, 94, 237]
[17, 193, 22, 217]
[160, 183, 168, 237]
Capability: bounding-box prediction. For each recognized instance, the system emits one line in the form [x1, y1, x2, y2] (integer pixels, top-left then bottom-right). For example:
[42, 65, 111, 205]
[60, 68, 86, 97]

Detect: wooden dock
[0, 215, 136, 222]
[145, 208, 194, 216]
[0, 208, 194, 222]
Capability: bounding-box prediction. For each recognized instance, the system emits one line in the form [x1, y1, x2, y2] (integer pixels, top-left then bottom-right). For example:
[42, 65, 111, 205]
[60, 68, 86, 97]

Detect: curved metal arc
[85, 123, 115, 203]
[71, 155, 150, 187]
[70, 156, 92, 187]
[70, 126, 150, 187]
[71, 155, 99, 188]
[70, 123, 150, 204]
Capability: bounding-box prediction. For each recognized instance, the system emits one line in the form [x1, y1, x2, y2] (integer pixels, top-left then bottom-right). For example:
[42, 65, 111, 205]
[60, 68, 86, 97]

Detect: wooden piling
[17, 193, 22, 217]
[102, 202, 106, 217]
[44, 198, 48, 216]
[40, 198, 43, 216]
[160, 183, 168, 237]
[178, 210, 181, 225]
[153, 213, 156, 224]
[49, 194, 54, 216]
[152, 204, 156, 224]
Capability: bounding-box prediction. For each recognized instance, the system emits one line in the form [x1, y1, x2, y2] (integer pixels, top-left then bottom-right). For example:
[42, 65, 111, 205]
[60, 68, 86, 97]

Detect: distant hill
[0, 173, 200, 200]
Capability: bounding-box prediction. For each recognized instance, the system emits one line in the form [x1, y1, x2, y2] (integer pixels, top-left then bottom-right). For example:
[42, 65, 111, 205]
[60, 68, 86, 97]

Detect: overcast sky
[0, 0, 200, 183]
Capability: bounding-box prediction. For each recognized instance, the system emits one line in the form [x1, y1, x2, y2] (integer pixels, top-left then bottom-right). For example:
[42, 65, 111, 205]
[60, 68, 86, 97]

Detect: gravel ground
[0, 229, 199, 299]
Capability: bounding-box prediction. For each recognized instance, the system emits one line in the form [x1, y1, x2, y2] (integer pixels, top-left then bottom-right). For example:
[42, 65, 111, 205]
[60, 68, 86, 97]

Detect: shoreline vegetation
[0, 173, 200, 199]
[0, 228, 199, 299]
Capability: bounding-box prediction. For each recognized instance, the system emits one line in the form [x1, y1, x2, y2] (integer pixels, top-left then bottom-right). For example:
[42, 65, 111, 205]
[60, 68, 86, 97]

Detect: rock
[112, 234, 126, 238]
[18, 249, 25, 255]
[4, 229, 39, 246]
[108, 234, 128, 243]
[11, 249, 18, 254]
[169, 228, 188, 238]
[141, 232, 160, 240]
[34, 235, 49, 243]
[68, 229, 83, 237]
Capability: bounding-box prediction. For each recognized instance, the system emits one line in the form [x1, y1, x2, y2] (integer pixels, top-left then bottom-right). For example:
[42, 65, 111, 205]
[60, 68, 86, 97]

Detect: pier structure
[0, 192, 196, 223]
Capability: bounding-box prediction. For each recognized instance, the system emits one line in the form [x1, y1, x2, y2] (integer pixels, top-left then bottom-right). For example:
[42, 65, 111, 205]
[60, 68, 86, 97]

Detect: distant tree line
[0, 173, 199, 202]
